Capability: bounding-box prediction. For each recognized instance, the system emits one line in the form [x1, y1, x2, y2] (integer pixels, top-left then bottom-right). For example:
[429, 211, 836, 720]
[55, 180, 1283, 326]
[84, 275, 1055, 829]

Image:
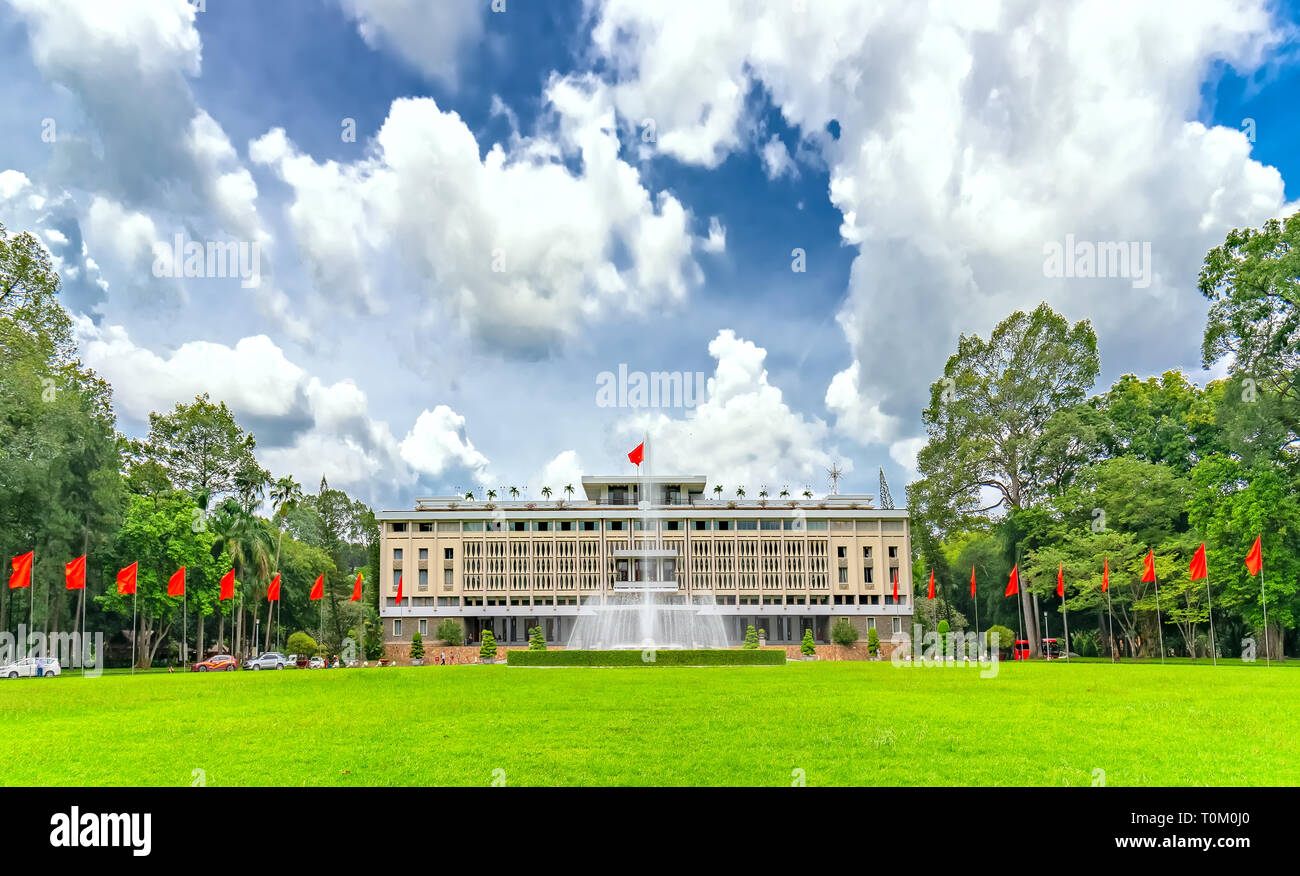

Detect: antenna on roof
[826, 461, 843, 495]
[878, 467, 895, 510]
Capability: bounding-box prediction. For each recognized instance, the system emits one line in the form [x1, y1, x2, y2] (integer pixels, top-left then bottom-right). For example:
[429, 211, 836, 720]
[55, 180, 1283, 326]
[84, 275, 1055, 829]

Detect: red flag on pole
[1056, 563, 1065, 598]
[1245, 536, 1263, 576]
[891, 568, 898, 601]
[351, 571, 363, 602]
[1141, 550, 1156, 582]
[65, 555, 86, 590]
[927, 569, 935, 600]
[310, 574, 324, 600]
[1190, 543, 1208, 580]
[219, 569, 235, 601]
[116, 562, 138, 595]
[1005, 564, 1019, 596]
[628, 442, 645, 467]
[970, 566, 976, 598]
[168, 566, 186, 597]
[267, 573, 281, 602]
[395, 574, 404, 604]
[9, 551, 33, 590]
[1102, 557, 1110, 592]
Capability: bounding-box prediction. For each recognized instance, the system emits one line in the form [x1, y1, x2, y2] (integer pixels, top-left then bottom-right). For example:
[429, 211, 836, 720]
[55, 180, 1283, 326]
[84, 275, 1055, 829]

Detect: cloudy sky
[1, 0, 1297, 510]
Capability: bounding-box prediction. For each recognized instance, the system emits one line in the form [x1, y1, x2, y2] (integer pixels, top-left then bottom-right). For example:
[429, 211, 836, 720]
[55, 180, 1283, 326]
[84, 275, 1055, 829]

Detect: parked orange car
[191, 654, 238, 672]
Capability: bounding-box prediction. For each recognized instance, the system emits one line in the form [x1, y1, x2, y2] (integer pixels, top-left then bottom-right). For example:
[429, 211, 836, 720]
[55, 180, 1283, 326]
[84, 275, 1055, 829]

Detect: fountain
[565, 457, 730, 651]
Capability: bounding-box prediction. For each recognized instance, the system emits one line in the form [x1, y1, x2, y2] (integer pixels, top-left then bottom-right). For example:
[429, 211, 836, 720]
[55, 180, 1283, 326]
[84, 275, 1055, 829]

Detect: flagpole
[1062, 595, 1070, 663]
[1204, 559, 1216, 667]
[1260, 546, 1270, 668]
[1152, 563, 1165, 665]
[972, 572, 980, 659]
[131, 588, 137, 677]
[1106, 585, 1116, 663]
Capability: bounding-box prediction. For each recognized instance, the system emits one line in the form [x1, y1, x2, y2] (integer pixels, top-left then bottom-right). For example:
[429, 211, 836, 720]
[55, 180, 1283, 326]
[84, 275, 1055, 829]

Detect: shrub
[742, 625, 760, 649]
[528, 625, 546, 651]
[800, 628, 816, 656]
[287, 631, 318, 657]
[985, 624, 1015, 656]
[938, 619, 950, 654]
[507, 649, 786, 667]
[867, 627, 880, 656]
[479, 629, 498, 662]
[831, 617, 859, 646]
[409, 631, 424, 661]
[435, 618, 464, 647]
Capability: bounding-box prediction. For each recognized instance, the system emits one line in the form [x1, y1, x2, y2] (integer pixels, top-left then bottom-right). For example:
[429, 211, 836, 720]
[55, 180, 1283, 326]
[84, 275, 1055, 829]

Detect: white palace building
[376, 474, 913, 649]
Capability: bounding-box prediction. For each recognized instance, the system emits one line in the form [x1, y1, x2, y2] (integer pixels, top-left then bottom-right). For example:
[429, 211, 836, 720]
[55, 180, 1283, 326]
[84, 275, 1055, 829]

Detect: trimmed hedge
[507, 649, 786, 667]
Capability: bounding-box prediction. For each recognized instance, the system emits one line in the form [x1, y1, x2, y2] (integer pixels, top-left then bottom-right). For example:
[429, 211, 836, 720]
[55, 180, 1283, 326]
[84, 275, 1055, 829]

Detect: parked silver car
[243, 652, 289, 670]
[1, 657, 61, 678]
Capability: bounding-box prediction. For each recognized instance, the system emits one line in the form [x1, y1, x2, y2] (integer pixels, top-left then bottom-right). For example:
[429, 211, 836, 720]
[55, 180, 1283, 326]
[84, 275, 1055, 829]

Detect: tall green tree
[912, 303, 1100, 656]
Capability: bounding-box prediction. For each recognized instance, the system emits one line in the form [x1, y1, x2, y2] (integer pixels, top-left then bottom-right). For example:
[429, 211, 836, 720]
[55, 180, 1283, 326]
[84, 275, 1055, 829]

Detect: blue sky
[1, 0, 1297, 510]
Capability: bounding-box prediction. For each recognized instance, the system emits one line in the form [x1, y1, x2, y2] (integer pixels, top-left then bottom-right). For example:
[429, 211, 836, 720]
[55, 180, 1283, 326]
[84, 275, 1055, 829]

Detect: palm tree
[802, 489, 813, 499]
[486, 489, 497, 501]
[713, 485, 723, 499]
[736, 486, 746, 498]
[779, 486, 790, 498]
[210, 499, 273, 658]
[541, 486, 553, 502]
[564, 484, 575, 502]
[509, 486, 520, 500]
[464, 491, 475, 500]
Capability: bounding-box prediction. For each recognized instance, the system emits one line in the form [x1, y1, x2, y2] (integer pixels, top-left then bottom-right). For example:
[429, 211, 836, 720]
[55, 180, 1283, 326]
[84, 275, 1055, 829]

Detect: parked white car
[308, 656, 326, 669]
[244, 652, 289, 670]
[1, 657, 61, 678]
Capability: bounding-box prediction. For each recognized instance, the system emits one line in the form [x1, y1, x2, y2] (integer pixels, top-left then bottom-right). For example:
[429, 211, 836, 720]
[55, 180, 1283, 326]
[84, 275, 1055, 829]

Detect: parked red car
[192, 654, 238, 672]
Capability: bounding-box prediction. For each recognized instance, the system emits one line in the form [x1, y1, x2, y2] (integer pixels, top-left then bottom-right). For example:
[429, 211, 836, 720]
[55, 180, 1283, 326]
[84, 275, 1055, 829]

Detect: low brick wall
[782, 641, 901, 661]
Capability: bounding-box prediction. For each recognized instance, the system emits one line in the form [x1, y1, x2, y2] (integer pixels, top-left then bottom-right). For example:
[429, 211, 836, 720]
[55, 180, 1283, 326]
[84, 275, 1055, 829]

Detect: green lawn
[1, 661, 1296, 786]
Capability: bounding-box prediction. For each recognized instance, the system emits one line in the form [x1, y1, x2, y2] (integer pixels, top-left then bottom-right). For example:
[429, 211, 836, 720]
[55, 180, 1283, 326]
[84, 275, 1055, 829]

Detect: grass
[1, 661, 1296, 786]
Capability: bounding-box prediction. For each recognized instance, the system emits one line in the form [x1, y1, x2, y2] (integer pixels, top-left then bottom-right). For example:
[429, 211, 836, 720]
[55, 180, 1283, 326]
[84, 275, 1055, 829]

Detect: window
[444, 548, 454, 560]
[418, 548, 428, 560]
[418, 569, 428, 591]
[888, 546, 898, 559]
[864, 567, 873, 584]
[867, 617, 876, 630]
[737, 520, 757, 531]
[716, 520, 731, 531]
[559, 521, 574, 531]
[606, 520, 625, 531]
[694, 520, 711, 531]
[863, 546, 872, 559]
[837, 546, 846, 558]
[393, 619, 402, 637]
[511, 521, 529, 532]
[393, 570, 401, 588]
[419, 619, 427, 636]
[664, 520, 681, 531]
[838, 567, 848, 583]
[463, 521, 484, 532]
[393, 548, 403, 560]
[417, 522, 434, 532]
[390, 522, 407, 533]
[444, 569, 453, 587]
[892, 617, 902, 634]
[760, 519, 781, 530]
[581, 521, 598, 531]
[535, 521, 550, 532]
[806, 520, 828, 531]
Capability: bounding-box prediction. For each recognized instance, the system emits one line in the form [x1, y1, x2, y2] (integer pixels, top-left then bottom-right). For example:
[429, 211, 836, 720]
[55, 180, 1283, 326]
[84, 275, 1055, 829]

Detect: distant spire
[878, 467, 895, 510]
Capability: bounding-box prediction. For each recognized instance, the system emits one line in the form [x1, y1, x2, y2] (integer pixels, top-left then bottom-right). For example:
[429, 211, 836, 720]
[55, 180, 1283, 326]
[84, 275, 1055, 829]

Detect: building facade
[376, 475, 912, 649]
